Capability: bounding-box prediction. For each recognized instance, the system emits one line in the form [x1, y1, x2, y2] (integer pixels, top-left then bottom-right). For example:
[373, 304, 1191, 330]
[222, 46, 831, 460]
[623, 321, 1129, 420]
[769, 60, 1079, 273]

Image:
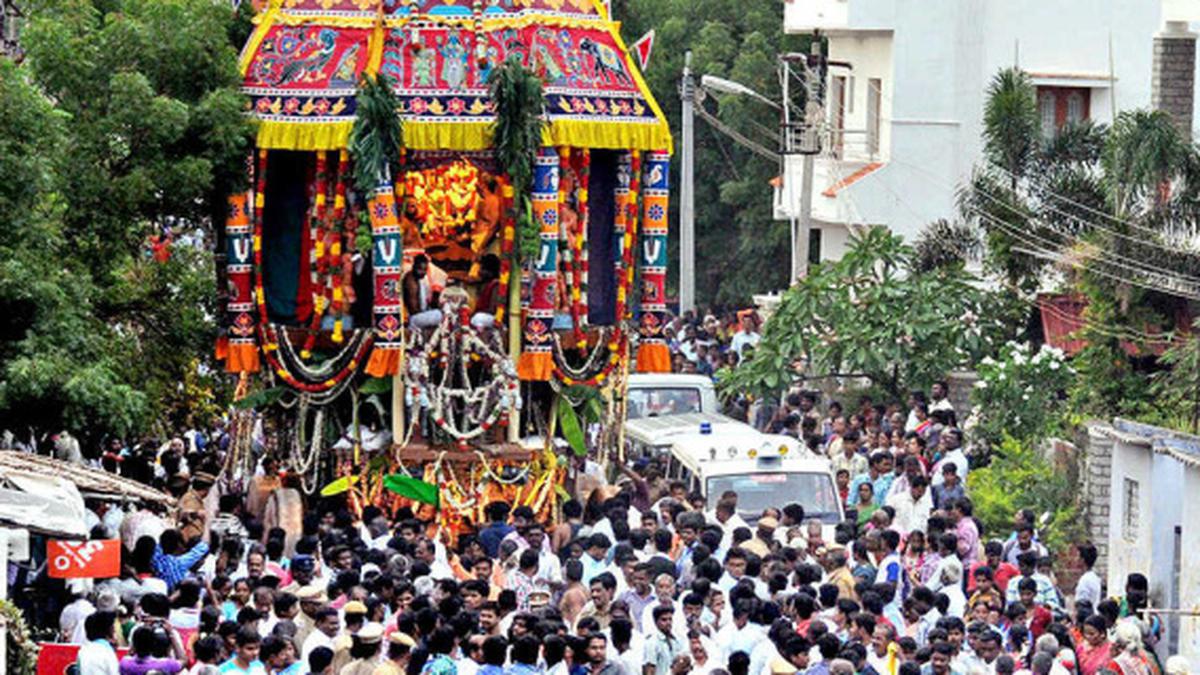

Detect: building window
[1038, 92, 1056, 139]
[830, 76, 846, 158]
[1123, 477, 1139, 542]
[809, 227, 822, 264]
[1037, 86, 1092, 137]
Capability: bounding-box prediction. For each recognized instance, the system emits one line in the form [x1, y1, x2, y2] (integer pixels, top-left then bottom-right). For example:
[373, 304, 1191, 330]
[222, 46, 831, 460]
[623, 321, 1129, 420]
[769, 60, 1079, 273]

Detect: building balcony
[784, 0, 894, 35]
[774, 130, 883, 221]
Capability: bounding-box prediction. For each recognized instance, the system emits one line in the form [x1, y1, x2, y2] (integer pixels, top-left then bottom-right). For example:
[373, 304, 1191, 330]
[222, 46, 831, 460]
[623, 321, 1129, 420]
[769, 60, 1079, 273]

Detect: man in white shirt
[931, 430, 969, 488]
[77, 611, 119, 675]
[60, 590, 96, 644]
[887, 474, 933, 536]
[714, 598, 764, 661]
[707, 499, 749, 553]
[930, 381, 955, 413]
[730, 312, 761, 359]
[1074, 543, 1103, 610]
[300, 608, 339, 664]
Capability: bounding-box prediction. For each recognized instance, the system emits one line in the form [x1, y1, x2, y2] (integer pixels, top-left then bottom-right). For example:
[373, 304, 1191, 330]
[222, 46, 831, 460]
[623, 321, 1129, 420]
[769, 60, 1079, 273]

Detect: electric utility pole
[679, 51, 696, 313]
[781, 38, 826, 283]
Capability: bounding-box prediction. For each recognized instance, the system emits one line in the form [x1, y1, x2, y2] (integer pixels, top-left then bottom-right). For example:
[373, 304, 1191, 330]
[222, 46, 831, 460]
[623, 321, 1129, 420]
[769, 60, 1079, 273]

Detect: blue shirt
[151, 541, 209, 591]
[479, 523, 515, 558]
[216, 659, 266, 675]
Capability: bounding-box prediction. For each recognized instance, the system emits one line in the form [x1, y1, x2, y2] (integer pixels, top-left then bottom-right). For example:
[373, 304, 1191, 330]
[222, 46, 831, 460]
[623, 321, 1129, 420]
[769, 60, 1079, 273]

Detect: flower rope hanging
[252, 149, 376, 394]
[550, 152, 639, 387]
[404, 306, 521, 448]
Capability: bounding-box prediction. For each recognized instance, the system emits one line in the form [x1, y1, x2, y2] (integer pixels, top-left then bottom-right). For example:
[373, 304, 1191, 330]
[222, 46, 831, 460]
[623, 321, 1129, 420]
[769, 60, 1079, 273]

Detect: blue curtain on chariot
[587, 150, 619, 326]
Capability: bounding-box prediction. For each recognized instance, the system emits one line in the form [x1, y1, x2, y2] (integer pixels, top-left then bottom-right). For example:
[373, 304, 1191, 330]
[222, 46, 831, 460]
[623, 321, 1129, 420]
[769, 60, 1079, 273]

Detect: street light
[699, 74, 782, 110]
[695, 70, 810, 285]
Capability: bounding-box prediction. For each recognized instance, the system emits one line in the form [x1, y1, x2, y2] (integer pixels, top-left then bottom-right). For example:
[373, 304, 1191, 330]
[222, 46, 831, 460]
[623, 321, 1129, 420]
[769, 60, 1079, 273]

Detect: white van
[624, 413, 844, 527]
[626, 373, 719, 419]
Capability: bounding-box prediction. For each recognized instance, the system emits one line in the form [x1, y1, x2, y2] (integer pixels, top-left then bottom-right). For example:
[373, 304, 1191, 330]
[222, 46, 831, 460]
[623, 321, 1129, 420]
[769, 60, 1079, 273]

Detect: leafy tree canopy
[619, 0, 805, 304]
[721, 228, 1021, 400]
[0, 0, 252, 445]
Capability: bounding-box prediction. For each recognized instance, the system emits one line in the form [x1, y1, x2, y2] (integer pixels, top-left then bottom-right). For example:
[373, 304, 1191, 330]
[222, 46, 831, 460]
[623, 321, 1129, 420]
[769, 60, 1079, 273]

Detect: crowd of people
[11, 322, 1180, 675]
[661, 308, 763, 378]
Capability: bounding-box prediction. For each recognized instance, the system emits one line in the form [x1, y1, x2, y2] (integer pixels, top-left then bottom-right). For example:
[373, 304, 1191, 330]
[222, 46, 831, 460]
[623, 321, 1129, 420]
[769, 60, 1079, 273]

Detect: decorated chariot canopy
[222, 0, 674, 407]
[239, 0, 672, 153]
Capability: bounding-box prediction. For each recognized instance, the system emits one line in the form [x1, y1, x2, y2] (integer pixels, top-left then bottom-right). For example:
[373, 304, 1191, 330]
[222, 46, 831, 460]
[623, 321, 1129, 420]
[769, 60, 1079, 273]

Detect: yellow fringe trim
[255, 120, 354, 150]
[253, 118, 672, 152]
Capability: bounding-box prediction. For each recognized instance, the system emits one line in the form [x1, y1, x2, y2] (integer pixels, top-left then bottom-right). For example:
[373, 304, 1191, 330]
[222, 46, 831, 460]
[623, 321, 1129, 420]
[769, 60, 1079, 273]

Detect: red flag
[47, 539, 121, 579]
[631, 30, 655, 71]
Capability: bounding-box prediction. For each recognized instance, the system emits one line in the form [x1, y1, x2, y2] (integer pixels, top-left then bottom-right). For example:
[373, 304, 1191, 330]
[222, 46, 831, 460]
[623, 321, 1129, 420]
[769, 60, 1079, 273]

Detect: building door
[831, 75, 846, 158]
[867, 78, 882, 158]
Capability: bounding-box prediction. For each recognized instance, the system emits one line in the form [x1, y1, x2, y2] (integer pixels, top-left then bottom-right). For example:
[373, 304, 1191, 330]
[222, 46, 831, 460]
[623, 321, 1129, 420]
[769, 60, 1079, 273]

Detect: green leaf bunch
[489, 55, 545, 261]
[350, 73, 404, 195]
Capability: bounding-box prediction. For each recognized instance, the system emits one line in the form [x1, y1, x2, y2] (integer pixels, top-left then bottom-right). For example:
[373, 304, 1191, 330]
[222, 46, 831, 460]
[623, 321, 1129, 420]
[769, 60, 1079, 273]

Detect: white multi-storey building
[778, 0, 1200, 262]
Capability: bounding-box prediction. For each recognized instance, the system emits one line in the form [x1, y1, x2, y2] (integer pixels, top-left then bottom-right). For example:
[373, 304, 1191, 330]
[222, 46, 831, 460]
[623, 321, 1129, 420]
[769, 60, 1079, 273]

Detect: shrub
[967, 436, 1083, 556]
[967, 342, 1072, 451]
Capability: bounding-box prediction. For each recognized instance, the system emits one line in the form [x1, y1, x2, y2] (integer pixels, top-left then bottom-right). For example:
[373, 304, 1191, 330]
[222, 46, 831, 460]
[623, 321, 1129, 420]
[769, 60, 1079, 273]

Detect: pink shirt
[956, 518, 980, 565]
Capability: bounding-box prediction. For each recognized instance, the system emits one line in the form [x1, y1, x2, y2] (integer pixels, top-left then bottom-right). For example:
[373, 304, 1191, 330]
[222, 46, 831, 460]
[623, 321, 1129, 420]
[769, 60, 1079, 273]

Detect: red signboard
[37, 643, 128, 675]
[46, 540, 121, 579]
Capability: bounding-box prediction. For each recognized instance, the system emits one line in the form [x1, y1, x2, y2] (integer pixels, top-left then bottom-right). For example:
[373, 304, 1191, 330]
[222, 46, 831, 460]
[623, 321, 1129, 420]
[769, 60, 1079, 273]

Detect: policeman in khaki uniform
[176, 471, 215, 541]
[339, 622, 384, 675]
[372, 632, 415, 675]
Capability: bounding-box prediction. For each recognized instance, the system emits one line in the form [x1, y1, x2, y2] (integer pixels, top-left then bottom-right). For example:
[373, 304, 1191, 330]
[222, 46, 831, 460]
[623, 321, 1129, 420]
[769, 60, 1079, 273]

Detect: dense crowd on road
[13, 307, 1181, 675]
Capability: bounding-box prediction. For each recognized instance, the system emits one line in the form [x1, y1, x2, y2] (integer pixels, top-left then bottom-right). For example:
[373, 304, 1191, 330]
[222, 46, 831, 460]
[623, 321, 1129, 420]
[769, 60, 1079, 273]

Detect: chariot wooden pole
[507, 263, 521, 442]
[392, 323, 405, 447]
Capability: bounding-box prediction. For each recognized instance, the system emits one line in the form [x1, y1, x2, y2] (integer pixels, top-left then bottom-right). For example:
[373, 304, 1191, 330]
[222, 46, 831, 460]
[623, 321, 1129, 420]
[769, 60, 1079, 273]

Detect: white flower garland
[551, 325, 618, 379]
[404, 310, 521, 444]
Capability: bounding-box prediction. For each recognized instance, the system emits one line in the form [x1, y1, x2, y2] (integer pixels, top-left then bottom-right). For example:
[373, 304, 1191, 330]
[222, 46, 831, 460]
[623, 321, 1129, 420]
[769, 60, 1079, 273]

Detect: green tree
[620, 0, 803, 304]
[967, 436, 1083, 556]
[965, 67, 1200, 422]
[1152, 320, 1200, 433]
[722, 228, 1020, 400]
[0, 0, 251, 445]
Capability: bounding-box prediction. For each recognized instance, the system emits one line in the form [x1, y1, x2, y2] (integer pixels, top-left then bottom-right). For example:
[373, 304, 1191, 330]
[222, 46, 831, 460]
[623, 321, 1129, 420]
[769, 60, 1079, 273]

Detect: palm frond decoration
[350, 73, 404, 195]
[490, 54, 546, 260]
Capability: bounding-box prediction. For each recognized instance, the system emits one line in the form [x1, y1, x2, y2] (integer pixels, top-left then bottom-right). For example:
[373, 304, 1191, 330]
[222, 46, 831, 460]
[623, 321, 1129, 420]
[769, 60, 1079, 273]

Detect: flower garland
[558, 146, 585, 346]
[494, 182, 515, 323]
[301, 150, 331, 358]
[252, 149, 374, 394]
[275, 324, 371, 383]
[577, 148, 591, 336]
[549, 151, 638, 387]
[404, 306, 521, 449]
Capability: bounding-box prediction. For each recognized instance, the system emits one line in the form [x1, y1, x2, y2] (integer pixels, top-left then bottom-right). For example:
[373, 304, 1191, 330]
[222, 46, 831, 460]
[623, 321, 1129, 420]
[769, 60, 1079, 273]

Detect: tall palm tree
[983, 68, 1040, 190]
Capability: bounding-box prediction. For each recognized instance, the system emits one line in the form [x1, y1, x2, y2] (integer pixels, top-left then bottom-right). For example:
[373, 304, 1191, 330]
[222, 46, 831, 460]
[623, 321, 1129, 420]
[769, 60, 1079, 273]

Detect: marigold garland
[252, 149, 374, 394]
[494, 181, 515, 324]
[550, 150, 636, 387]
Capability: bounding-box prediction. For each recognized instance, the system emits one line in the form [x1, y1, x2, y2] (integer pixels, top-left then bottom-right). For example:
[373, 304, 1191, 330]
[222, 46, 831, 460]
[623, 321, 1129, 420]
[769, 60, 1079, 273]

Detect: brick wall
[1152, 28, 1197, 139]
[1083, 425, 1113, 577]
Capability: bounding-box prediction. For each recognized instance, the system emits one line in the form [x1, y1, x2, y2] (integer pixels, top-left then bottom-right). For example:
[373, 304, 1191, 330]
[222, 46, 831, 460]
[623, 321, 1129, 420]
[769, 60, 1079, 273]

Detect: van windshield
[627, 388, 702, 419]
[706, 472, 842, 524]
